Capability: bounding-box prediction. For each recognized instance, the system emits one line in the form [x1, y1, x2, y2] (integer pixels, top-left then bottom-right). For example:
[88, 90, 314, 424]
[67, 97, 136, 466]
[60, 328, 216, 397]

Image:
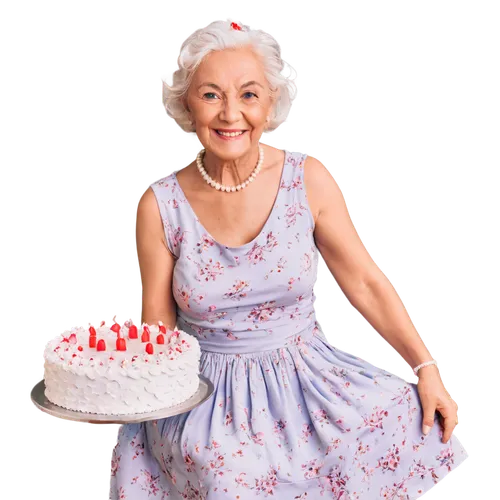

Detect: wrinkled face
[184, 46, 276, 159]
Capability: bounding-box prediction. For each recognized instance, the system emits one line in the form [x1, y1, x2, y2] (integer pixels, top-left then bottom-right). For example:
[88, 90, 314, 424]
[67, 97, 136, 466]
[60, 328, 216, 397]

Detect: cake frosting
[43, 318, 201, 415]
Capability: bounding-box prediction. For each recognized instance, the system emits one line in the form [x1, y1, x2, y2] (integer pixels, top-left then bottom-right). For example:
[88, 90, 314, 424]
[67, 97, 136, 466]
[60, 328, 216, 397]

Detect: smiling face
[183, 46, 276, 160]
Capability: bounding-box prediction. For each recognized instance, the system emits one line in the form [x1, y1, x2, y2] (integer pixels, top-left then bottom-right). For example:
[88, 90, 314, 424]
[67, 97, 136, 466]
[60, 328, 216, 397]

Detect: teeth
[217, 130, 245, 137]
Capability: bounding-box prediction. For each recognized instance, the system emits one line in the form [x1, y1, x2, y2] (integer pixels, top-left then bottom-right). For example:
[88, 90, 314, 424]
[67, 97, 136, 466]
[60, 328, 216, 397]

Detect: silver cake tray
[30, 375, 214, 424]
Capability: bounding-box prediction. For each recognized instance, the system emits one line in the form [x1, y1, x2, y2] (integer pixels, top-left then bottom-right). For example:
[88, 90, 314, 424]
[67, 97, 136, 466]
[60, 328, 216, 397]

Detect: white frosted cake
[43, 317, 201, 415]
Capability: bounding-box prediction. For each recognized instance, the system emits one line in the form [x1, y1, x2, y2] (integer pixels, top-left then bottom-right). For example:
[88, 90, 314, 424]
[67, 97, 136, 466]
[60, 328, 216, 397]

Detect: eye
[203, 92, 218, 99]
[243, 92, 258, 99]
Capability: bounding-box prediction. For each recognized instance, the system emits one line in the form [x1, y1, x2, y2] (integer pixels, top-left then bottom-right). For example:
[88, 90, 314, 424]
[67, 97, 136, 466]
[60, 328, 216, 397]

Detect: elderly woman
[109, 19, 468, 499]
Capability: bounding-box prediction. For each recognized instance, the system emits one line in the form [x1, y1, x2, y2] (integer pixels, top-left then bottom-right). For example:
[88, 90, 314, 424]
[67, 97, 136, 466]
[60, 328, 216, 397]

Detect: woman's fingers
[421, 398, 437, 436]
[437, 402, 458, 444]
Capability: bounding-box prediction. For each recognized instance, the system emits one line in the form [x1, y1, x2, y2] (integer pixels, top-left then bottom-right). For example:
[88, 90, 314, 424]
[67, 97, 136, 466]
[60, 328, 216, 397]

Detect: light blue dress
[109, 150, 468, 499]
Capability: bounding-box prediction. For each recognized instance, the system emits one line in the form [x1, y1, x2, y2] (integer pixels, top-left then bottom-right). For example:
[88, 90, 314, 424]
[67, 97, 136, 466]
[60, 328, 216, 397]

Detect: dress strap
[281, 151, 316, 232]
[149, 174, 185, 259]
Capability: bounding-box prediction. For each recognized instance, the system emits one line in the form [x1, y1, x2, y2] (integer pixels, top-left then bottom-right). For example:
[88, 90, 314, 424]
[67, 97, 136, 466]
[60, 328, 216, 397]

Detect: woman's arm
[304, 156, 434, 373]
[136, 187, 177, 330]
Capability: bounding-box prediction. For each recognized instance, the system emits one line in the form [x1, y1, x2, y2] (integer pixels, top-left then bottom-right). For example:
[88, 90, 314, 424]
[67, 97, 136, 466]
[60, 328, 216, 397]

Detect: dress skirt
[109, 324, 468, 499]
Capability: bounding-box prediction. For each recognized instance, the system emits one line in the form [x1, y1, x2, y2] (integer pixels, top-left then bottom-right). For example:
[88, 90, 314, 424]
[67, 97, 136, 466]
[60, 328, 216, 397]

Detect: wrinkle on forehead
[193, 48, 268, 93]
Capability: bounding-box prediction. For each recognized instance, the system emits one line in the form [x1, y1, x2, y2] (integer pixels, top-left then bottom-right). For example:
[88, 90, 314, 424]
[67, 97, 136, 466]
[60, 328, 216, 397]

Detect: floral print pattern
[109, 150, 468, 499]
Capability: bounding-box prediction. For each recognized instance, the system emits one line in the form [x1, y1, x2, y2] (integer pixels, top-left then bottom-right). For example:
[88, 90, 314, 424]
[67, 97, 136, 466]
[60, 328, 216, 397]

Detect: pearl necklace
[196, 144, 264, 192]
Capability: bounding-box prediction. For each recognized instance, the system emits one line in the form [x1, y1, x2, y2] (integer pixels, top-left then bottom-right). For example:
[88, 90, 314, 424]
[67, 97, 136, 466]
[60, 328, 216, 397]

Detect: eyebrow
[197, 81, 264, 91]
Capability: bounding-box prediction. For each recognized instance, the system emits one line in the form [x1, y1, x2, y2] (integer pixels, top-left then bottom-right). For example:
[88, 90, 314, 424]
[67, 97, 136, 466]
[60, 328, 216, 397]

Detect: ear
[268, 87, 280, 121]
[271, 87, 280, 105]
[181, 94, 190, 113]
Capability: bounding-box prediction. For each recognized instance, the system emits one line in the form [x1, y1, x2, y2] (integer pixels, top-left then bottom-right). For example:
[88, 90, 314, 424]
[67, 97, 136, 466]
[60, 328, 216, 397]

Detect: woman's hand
[416, 365, 459, 444]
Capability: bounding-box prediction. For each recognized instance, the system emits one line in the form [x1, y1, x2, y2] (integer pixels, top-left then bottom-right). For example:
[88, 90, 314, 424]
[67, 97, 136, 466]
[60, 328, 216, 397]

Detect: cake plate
[30, 374, 214, 424]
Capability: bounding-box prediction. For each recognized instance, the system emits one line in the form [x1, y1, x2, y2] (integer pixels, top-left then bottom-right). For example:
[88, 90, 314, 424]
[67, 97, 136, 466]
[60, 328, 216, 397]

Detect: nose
[219, 95, 242, 124]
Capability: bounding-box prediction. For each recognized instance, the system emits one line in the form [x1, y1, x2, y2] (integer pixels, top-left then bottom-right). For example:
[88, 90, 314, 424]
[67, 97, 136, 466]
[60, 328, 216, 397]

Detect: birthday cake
[43, 317, 201, 415]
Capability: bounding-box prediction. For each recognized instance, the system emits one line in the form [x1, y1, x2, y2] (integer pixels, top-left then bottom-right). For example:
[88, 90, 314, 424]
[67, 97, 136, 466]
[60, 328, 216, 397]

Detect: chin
[210, 148, 251, 160]
[200, 132, 255, 161]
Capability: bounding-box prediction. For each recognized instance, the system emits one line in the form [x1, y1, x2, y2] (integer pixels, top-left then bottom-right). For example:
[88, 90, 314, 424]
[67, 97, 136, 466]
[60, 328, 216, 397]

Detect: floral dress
[109, 149, 468, 499]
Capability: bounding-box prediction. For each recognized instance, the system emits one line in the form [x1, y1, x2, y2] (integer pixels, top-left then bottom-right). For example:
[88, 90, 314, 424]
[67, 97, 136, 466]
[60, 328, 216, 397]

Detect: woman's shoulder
[149, 170, 177, 190]
[148, 167, 188, 204]
[140, 171, 180, 216]
[299, 153, 334, 229]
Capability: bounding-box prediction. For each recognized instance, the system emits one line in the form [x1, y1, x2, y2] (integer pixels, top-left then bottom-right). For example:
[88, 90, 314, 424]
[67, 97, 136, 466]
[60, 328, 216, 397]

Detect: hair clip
[230, 21, 242, 31]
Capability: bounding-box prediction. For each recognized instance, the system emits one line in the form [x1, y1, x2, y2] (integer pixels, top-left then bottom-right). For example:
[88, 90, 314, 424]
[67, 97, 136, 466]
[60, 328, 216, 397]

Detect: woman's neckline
[173, 149, 289, 251]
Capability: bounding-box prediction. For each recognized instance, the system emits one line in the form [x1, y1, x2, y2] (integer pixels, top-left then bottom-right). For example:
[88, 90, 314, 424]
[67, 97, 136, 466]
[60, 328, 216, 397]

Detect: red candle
[128, 324, 138, 339]
[145, 343, 154, 355]
[157, 334, 165, 344]
[97, 339, 106, 351]
[116, 338, 126, 351]
[158, 321, 167, 334]
[89, 335, 97, 348]
[141, 324, 150, 343]
[89, 325, 96, 336]
[111, 315, 121, 335]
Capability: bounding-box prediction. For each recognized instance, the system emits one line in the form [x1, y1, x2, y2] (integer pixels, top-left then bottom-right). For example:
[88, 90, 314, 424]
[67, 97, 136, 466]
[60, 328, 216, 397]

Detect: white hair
[161, 19, 298, 133]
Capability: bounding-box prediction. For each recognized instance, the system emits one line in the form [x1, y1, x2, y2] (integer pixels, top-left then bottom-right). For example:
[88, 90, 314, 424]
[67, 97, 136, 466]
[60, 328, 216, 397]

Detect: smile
[212, 129, 248, 140]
